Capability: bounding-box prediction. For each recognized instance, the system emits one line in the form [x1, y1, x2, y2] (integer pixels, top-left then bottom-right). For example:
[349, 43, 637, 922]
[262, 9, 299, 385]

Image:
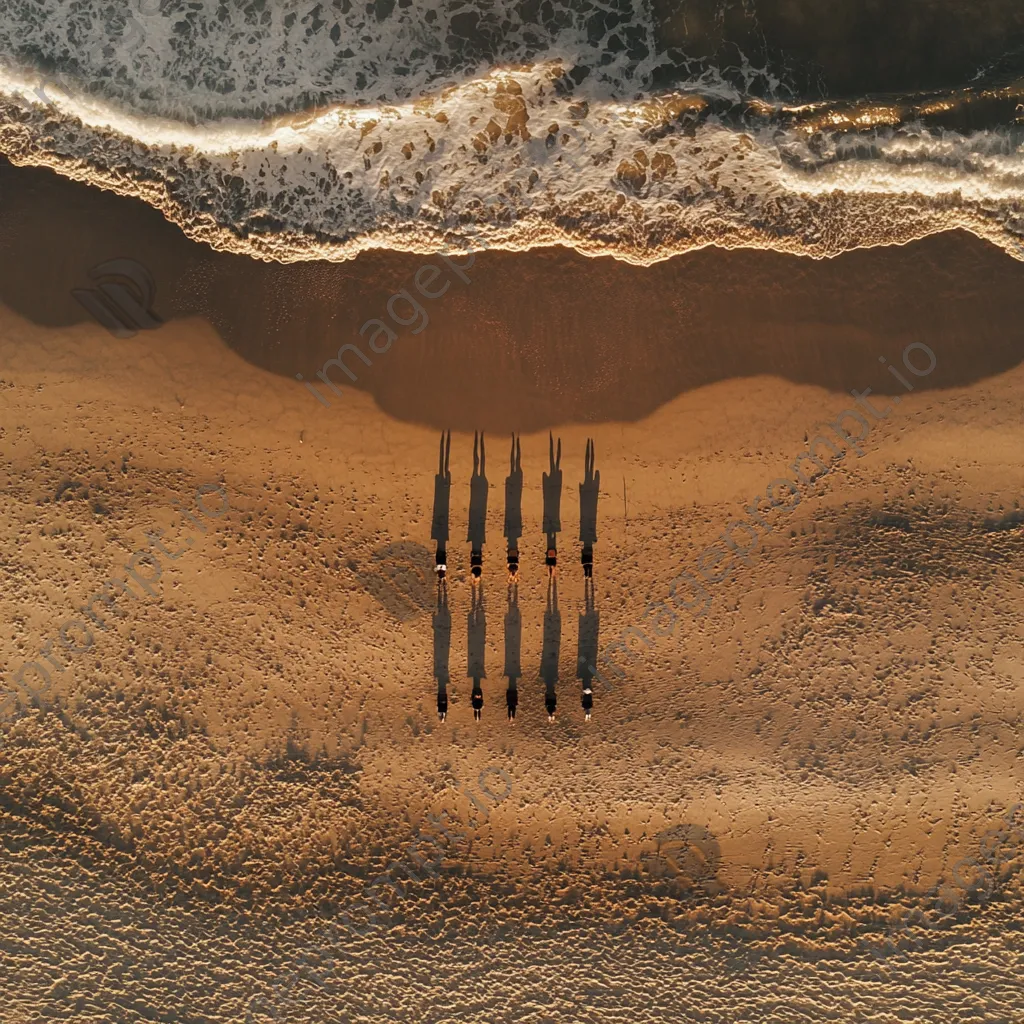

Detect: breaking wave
[1, 0, 1024, 264]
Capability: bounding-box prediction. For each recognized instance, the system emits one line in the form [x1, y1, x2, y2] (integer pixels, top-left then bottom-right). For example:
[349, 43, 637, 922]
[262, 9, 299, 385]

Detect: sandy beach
[0, 155, 1023, 1021]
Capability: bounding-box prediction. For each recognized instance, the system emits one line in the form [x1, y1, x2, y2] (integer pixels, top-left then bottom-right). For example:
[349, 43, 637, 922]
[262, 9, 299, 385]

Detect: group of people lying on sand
[431, 432, 600, 583]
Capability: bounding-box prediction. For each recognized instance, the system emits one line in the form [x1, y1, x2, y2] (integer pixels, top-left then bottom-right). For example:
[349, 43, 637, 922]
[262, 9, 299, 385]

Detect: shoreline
[6, 64, 1024, 269]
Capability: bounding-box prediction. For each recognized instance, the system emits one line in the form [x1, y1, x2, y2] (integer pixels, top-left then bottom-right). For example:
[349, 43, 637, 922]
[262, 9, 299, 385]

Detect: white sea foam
[0, 0, 666, 119]
[1, 2, 1024, 263]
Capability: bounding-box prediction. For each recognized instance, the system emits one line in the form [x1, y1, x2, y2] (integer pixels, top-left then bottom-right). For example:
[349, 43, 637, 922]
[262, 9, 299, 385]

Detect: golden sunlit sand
[1, 160, 1023, 1022]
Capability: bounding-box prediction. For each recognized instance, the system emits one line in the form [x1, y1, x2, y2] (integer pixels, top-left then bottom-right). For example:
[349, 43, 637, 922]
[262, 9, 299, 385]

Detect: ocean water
[1, 0, 1024, 263]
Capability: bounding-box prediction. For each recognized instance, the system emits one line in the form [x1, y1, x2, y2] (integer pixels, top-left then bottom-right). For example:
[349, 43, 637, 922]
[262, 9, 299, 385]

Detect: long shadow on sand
[467, 431, 487, 573]
[433, 582, 451, 720]
[468, 583, 486, 720]
[540, 578, 561, 721]
[542, 433, 562, 571]
[576, 578, 599, 720]
[504, 582, 521, 722]
[3, 159, 1024, 431]
[503, 435, 523, 575]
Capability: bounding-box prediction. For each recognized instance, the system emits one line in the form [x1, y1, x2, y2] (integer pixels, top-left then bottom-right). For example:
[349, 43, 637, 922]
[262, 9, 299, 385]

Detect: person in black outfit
[434, 580, 451, 721]
[504, 581, 521, 723]
[467, 583, 486, 720]
[542, 432, 562, 575]
[431, 431, 451, 580]
[540, 577, 560, 721]
[579, 438, 600, 579]
[504, 434, 523, 579]
[581, 544, 593, 577]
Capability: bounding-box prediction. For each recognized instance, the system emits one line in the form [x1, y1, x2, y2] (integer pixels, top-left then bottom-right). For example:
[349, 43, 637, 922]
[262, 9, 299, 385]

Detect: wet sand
[1, 157, 1024, 1022]
[2, 158, 1024, 432]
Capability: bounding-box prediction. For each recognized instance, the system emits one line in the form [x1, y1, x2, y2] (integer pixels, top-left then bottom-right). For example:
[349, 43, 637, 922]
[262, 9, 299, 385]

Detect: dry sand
[1, 159, 1023, 1022]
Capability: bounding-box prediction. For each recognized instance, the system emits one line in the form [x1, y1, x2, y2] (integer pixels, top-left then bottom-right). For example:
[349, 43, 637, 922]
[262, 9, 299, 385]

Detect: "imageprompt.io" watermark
[0, 480, 228, 739]
[585, 341, 938, 694]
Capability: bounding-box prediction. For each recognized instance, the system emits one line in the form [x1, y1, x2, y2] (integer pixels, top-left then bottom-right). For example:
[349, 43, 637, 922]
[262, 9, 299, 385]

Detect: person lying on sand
[468, 432, 487, 580]
[504, 436, 523, 580]
[579, 438, 599, 578]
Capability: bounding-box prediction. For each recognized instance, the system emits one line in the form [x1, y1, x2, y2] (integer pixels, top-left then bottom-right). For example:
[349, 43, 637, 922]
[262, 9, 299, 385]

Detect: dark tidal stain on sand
[1, 157, 1024, 435]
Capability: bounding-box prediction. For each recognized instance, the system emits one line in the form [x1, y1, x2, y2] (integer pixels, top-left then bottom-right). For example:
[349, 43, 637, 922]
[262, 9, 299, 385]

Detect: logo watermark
[72, 258, 161, 338]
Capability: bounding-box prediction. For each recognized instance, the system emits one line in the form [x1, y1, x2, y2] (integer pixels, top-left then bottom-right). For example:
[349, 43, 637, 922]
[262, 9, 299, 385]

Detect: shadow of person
[504, 582, 522, 722]
[468, 582, 486, 720]
[504, 434, 523, 580]
[468, 431, 488, 581]
[579, 437, 600, 578]
[542, 432, 562, 575]
[431, 430, 451, 579]
[433, 580, 451, 721]
[541, 576, 561, 721]
[576, 577, 599, 721]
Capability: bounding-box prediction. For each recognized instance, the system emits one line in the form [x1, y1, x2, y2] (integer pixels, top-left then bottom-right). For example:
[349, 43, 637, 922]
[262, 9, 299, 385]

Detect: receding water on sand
[4, 1, 1024, 265]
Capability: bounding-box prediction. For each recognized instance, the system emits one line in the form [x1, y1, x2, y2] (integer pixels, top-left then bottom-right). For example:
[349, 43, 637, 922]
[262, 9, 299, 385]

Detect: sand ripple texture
[4, 63, 1024, 265]
[2, 297, 1024, 1019]
[1, 824, 1023, 1024]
